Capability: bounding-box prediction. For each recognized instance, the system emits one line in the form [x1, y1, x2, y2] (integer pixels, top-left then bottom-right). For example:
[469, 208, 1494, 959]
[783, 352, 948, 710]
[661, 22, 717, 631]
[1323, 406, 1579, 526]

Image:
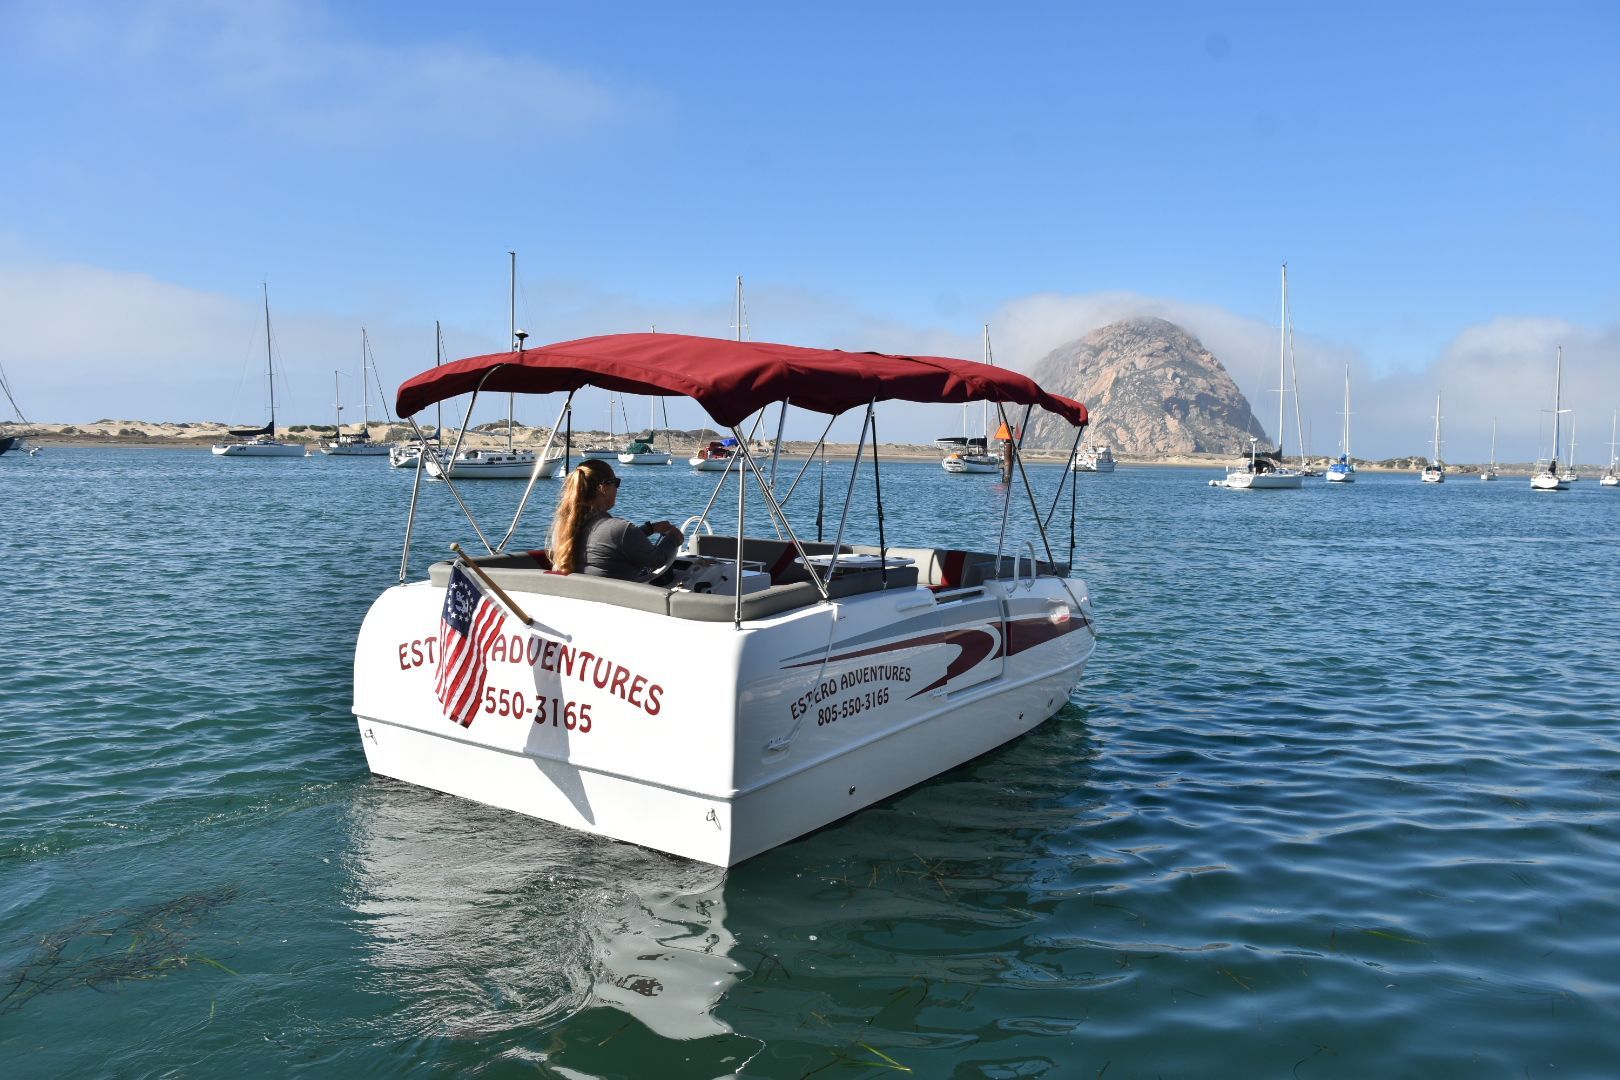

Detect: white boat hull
[212, 441, 306, 457]
[1480, 469, 1498, 481]
[689, 456, 734, 471]
[1601, 474, 1619, 487]
[427, 452, 564, 480]
[323, 443, 390, 456]
[619, 452, 673, 465]
[1219, 469, 1303, 490]
[1324, 469, 1354, 483]
[353, 571, 1095, 865]
[942, 455, 1000, 474]
[1530, 472, 1568, 491]
[1421, 468, 1445, 483]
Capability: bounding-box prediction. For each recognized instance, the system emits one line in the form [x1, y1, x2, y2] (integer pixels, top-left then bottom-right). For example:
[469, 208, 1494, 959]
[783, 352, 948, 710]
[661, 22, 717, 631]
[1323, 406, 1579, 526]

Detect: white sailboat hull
[323, 443, 390, 456]
[427, 452, 564, 480]
[212, 441, 305, 458]
[1220, 469, 1303, 490]
[1324, 467, 1354, 483]
[689, 456, 734, 471]
[942, 455, 1000, 474]
[1421, 468, 1445, 483]
[354, 570, 1096, 866]
[618, 452, 673, 465]
[1600, 474, 1619, 487]
[1530, 472, 1568, 491]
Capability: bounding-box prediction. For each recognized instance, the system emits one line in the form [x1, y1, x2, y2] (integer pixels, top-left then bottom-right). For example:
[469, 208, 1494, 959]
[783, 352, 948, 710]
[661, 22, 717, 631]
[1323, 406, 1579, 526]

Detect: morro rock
[1023, 317, 1266, 455]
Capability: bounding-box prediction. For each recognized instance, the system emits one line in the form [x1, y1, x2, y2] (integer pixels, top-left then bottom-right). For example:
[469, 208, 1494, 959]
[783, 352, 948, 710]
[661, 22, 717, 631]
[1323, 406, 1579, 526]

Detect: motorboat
[213, 283, 307, 458]
[355, 331, 1097, 866]
[1070, 445, 1116, 473]
[690, 439, 737, 471]
[389, 439, 442, 469]
[1531, 347, 1570, 491]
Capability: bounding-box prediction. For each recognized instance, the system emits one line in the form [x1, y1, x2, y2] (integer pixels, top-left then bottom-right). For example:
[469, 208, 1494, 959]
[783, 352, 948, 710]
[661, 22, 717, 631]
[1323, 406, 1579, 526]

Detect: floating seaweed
[0, 884, 241, 1015]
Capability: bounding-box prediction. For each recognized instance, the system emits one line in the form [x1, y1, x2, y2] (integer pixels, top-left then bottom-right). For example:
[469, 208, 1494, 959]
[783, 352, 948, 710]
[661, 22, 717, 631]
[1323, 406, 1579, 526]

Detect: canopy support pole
[828, 403, 874, 577]
[433, 371, 503, 555]
[869, 405, 887, 586]
[730, 432, 830, 601]
[776, 412, 838, 507]
[769, 400, 790, 490]
[1002, 402, 1086, 609]
[735, 430, 746, 628]
[398, 419, 429, 582]
[498, 392, 574, 552]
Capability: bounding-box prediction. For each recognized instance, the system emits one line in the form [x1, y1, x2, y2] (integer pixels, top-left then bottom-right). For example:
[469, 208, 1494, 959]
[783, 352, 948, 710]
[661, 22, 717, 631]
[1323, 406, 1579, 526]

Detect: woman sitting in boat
[550, 458, 684, 580]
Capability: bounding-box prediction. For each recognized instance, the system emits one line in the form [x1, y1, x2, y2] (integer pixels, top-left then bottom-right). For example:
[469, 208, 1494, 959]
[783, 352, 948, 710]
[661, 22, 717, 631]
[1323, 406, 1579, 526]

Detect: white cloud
[12, 0, 640, 148]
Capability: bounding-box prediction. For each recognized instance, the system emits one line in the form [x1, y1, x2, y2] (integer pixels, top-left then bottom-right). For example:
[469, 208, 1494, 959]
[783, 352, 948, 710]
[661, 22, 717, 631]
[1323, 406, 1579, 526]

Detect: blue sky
[1, 0, 1616, 461]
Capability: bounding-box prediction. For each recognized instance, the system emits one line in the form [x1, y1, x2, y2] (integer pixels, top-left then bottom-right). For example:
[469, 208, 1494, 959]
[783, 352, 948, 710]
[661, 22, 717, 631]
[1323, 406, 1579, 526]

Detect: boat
[323, 330, 391, 456]
[1420, 393, 1445, 483]
[1214, 265, 1303, 490]
[1325, 365, 1356, 483]
[427, 254, 564, 481]
[212, 284, 306, 458]
[1601, 410, 1618, 487]
[1480, 417, 1500, 481]
[354, 331, 1096, 866]
[619, 397, 674, 465]
[0, 358, 34, 457]
[942, 325, 1004, 474]
[1531, 347, 1571, 491]
[1069, 445, 1116, 472]
[689, 438, 738, 471]
[1559, 416, 1579, 482]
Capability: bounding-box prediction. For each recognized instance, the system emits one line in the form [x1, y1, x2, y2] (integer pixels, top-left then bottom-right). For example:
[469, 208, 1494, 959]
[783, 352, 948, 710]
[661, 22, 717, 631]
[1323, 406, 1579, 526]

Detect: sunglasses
[601, 476, 621, 488]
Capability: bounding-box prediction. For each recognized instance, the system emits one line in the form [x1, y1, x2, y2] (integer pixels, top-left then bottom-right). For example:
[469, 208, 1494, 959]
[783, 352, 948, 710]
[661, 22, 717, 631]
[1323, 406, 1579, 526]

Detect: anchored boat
[354, 332, 1096, 865]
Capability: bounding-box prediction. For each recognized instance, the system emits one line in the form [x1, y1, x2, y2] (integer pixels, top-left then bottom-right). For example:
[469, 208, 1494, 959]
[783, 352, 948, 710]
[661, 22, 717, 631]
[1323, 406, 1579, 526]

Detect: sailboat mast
[982, 324, 992, 443]
[508, 251, 517, 452]
[1277, 263, 1287, 456]
[263, 283, 276, 432]
[435, 321, 444, 437]
[1433, 392, 1443, 465]
[1552, 346, 1563, 470]
[360, 329, 371, 430]
[333, 370, 341, 433]
[1343, 365, 1352, 458]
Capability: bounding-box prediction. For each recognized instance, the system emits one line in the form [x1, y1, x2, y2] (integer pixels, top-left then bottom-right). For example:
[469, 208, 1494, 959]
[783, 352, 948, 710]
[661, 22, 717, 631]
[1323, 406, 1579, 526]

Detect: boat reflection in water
[343, 785, 755, 1070]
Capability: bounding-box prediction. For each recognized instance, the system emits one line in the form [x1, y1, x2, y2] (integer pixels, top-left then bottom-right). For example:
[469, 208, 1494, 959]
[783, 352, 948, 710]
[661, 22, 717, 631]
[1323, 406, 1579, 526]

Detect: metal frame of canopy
[393, 333, 1092, 626]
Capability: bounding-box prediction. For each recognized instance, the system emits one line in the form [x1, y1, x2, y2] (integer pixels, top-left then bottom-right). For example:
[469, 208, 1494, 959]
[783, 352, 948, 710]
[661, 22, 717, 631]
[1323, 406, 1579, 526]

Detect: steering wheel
[652, 515, 714, 580]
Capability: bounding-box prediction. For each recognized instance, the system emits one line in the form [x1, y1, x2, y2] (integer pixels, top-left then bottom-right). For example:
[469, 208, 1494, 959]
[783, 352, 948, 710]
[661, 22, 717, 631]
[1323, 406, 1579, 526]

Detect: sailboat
[692, 277, 751, 471]
[391, 322, 448, 469]
[323, 330, 390, 456]
[1480, 418, 1499, 481]
[212, 284, 306, 458]
[1216, 264, 1303, 490]
[943, 324, 1003, 474]
[0, 358, 34, 457]
[429, 253, 565, 481]
[1420, 393, 1445, 482]
[1601, 410, 1618, 487]
[1530, 346, 1570, 491]
[1325, 364, 1355, 483]
[619, 396, 674, 465]
[1559, 416, 1579, 482]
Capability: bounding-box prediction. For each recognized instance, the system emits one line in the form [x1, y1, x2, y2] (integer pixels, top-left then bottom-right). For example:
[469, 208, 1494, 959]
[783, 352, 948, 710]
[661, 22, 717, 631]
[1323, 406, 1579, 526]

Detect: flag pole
[450, 543, 535, 626]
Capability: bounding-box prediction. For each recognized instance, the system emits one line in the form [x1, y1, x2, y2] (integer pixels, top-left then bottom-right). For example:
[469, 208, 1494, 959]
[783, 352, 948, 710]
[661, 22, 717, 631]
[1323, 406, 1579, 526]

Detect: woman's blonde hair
[549, 458, 616, 574]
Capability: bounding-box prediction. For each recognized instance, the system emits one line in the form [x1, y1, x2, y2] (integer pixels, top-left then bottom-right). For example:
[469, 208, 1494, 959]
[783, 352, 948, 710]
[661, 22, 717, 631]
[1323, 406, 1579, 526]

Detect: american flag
[435, 564, 504, 727]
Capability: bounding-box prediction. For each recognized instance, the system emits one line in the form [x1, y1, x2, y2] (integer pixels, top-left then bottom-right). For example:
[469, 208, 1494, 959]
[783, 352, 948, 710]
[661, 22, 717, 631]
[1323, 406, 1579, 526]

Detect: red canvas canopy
[395, 333, 1087, 429]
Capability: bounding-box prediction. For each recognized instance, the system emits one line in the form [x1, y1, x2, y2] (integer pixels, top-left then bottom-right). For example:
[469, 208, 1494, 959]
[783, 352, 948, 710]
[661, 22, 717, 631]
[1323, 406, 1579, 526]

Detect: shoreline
[4, 423, 1562, 473]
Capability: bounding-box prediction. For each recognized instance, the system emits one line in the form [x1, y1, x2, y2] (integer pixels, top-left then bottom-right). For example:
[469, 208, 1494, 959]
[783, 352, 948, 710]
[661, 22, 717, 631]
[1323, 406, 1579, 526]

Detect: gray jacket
[577, 514, 679, 580]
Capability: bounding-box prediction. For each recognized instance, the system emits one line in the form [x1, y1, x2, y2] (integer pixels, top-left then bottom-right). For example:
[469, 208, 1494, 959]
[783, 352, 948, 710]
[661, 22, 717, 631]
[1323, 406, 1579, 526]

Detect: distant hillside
[1024, 317, 1266, 454]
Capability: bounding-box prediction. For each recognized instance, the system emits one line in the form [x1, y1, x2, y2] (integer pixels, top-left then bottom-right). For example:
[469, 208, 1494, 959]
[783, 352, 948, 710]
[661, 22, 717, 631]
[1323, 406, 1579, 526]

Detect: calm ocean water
[2, 447, 1617, 1078]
